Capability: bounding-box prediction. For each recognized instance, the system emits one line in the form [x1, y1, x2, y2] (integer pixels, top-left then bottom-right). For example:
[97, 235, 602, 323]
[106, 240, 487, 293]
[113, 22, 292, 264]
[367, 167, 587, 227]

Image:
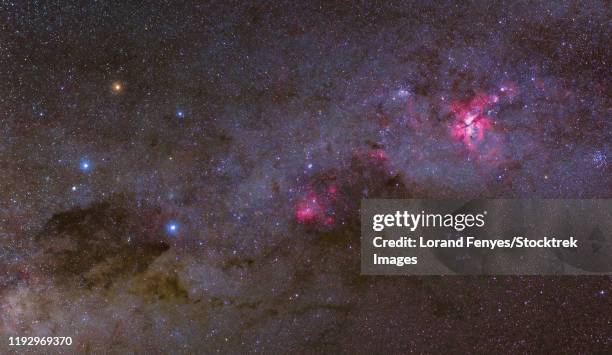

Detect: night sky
[1, 1, 611, 353]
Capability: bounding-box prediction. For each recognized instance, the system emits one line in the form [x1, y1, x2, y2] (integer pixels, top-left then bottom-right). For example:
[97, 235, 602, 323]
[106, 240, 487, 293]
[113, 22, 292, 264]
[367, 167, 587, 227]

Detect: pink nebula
[450, 92, 497, 152]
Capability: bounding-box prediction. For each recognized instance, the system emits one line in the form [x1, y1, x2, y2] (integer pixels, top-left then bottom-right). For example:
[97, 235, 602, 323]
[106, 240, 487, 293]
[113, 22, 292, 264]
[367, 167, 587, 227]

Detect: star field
[1, 1, 611, 353]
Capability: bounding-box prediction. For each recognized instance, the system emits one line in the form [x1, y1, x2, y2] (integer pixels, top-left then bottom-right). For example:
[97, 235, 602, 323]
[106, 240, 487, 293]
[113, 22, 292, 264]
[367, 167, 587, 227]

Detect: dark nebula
[1, 1, 610, 353]
[33, 197, 170, 289]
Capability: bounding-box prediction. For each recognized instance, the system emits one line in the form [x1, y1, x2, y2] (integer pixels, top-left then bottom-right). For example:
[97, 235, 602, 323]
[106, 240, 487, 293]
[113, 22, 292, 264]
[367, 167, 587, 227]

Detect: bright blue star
[79, 159, 92, 172]
[176, 110, 184, 118]
[166, 221, 179, 235]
